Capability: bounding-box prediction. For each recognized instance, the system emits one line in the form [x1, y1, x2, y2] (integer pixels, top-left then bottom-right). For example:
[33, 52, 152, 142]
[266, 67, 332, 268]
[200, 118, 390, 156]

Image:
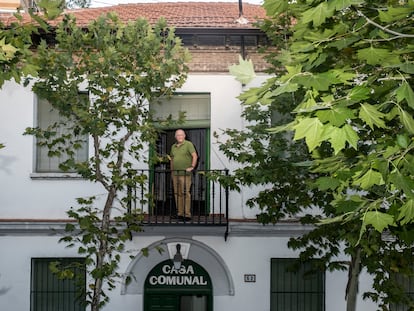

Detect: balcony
[127, 169, 229, 239]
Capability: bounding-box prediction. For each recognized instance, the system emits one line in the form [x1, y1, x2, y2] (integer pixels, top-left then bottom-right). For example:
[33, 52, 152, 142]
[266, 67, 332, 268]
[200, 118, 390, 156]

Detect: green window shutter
[36, 96, 89, 173]
[270, 258, 325, 311]
[31, 258, 86, 311]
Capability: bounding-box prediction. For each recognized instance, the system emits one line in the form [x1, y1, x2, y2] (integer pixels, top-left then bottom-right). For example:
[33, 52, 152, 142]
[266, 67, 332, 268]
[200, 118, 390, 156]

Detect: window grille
[390, 272, 414, 311]
[270, 258, 325, 311]
[31, 258, 86, 311]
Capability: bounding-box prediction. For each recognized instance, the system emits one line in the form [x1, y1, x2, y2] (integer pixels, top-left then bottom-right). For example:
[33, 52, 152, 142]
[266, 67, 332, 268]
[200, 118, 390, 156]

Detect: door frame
[150, 128, 211, 216]
[143, 259, 213, 311]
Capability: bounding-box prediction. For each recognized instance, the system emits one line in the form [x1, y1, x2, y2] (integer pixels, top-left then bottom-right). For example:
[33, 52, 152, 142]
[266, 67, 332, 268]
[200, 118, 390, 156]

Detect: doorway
[144, 260, 213, 311]
[152, 128, 210, 216]
[145, 294, 209, 311]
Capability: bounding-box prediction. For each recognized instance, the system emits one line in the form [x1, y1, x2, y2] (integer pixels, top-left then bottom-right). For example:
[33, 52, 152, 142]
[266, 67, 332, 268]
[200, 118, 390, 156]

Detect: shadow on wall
[0, 154, 18, 175]
[0, 274, 11, 295]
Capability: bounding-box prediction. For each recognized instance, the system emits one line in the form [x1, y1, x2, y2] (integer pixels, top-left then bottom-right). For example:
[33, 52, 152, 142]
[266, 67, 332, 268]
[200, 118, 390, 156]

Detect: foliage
[229, 55, 256, 85]
[0, 14, 38, 87]
[226, 0, 414, 309]
[23, 12, 189, 310]
[0, 0, 68, 88]
[65, 0, 91, 9]
[216, 89, 330, 223]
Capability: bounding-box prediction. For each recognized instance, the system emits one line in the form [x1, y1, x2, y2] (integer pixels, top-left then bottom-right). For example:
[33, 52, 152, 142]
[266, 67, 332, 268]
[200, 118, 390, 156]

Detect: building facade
[0, 3, 379, 311]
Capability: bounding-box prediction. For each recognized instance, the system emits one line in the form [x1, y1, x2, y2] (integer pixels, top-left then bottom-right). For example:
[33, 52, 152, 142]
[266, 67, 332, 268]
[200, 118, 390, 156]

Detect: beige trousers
[172, 174, 192, 217]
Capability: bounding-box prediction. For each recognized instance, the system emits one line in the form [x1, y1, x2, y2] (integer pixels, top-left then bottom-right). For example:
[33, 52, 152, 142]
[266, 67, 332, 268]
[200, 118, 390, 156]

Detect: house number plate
[244, 274, 256, 282]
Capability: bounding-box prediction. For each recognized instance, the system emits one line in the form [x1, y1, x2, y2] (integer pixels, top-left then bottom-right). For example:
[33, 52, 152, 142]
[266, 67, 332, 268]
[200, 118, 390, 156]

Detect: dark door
[144, 260, 213, 311]
[153, 128, 209, 217]
[146, 294, 209, 311]
[146, 294, 177, 311]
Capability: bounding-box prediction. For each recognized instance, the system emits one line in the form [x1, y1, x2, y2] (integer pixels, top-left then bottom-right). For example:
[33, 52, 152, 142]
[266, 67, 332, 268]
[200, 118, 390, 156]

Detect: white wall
[0, 74, 270, 220]
[0, 234, 379, 311]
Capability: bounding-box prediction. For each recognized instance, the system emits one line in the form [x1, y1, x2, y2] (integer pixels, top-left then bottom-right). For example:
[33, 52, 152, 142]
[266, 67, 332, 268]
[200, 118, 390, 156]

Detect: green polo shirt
[170, 140, 196, 175]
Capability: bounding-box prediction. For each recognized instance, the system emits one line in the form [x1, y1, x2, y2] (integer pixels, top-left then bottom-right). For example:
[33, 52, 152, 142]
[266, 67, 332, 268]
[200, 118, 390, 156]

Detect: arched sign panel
[144, 259, 213, 311]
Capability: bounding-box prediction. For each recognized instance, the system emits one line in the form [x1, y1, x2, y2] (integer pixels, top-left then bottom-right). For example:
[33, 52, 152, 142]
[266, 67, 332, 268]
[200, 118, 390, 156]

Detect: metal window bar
[126, 169, 229, 227]
[270, 258, 325, 311]
[31, 258, 85, 311]
[389, 272, 414, 311]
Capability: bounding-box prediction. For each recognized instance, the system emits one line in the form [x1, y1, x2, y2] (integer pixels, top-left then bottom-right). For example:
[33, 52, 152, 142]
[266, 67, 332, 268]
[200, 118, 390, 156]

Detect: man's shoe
[183, 217, 191, 221]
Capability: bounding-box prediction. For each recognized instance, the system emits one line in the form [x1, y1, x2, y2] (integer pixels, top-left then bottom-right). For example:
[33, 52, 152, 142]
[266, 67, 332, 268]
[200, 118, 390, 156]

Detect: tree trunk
[91, 186, 117, 311]
[346, 247, 361, 311]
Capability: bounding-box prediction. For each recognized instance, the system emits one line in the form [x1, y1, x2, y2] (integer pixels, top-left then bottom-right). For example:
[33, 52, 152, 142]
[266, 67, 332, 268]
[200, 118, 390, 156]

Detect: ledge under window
[30, 172, 85, 180]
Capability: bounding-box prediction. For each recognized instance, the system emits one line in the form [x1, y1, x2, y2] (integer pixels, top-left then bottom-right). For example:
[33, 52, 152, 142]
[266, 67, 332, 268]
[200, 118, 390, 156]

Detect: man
[170, 129, 198, 221]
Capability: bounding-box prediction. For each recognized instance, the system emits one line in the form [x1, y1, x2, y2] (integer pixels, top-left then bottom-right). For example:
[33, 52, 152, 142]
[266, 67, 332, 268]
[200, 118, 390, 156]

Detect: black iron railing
[127, 169, 229, 228]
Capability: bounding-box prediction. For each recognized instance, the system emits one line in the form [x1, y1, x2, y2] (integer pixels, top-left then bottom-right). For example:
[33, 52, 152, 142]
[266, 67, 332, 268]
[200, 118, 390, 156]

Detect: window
[150, 93, 210, 128]
[271, 258, 325, 311]
[36, 95, 88, 173]
[390, 272, 414, 310]
[31, 258, 86, 311]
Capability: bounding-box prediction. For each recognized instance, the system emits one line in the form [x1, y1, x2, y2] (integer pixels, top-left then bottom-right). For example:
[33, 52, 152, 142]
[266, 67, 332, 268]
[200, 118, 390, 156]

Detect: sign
[145, 260, 211, 289]
[244, 274, 256, 283]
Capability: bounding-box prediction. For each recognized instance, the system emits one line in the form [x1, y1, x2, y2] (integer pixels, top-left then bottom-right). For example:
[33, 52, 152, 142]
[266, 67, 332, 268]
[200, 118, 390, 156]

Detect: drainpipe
[236, 0, 248, 59]
[238, 0, 243, 18]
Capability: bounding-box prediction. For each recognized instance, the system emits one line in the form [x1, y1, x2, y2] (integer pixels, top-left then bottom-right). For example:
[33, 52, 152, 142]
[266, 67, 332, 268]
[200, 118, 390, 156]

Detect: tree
[24, 13, 189, 310]
[223, 0, 414, 309]
[0, 0, 74, 88]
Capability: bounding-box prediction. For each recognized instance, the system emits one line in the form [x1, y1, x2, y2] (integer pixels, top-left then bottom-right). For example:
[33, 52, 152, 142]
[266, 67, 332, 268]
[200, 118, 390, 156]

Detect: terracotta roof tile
[1, 2, 266, 29]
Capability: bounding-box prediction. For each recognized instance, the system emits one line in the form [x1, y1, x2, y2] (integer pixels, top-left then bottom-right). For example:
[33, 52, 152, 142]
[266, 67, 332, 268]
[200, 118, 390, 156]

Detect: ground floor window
[270, 258, 325, 311]
[31, 257, 85, 311]
[390, 272, 414, 310]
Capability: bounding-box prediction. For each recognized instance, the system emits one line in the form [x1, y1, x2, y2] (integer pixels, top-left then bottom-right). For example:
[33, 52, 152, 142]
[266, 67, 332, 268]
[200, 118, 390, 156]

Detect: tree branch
[93, 134, 110, 191]
[356, 9, 414, 38]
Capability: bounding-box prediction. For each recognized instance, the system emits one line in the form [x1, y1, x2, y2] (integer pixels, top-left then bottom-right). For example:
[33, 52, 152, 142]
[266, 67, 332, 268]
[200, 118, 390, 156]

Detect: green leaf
[397, 200, 414, 225]
[320, 124, 359, 154]
[37, 0, 63, 20]
[238, 87, 261, 104]
[341, 124, 359, 150]
[316, 107, 354, 127]
[332, 195, 365, 213]
[301, 2, 334, 27]
[378, 6, 413, 23]
[353, 169, 384, 189]
[271, 83, 299, 97]
[229, 55, 256, 85]
[399, 62, 414, 74]
[263, 0, 289, 16]
[22, 64, 39, 77]
[348, 86, 371, 102]
[315, 176, 341, 190]
[357, 47, 394, 66]
[293, 71, 339, 91]
[293, 117, 325, 151]
[389, 171, 414, 199]
[363, 211, 394, 233]
[0, 37, 18, 60]
[329, 0, 364, 11]
[268, 121, 296, 134]
[396, 134, 409, 149]
[399, 107, 414, 134]
[326, 126, 346, 154]
[359, 103, 386, 129]
[395, 81, 414, 109]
